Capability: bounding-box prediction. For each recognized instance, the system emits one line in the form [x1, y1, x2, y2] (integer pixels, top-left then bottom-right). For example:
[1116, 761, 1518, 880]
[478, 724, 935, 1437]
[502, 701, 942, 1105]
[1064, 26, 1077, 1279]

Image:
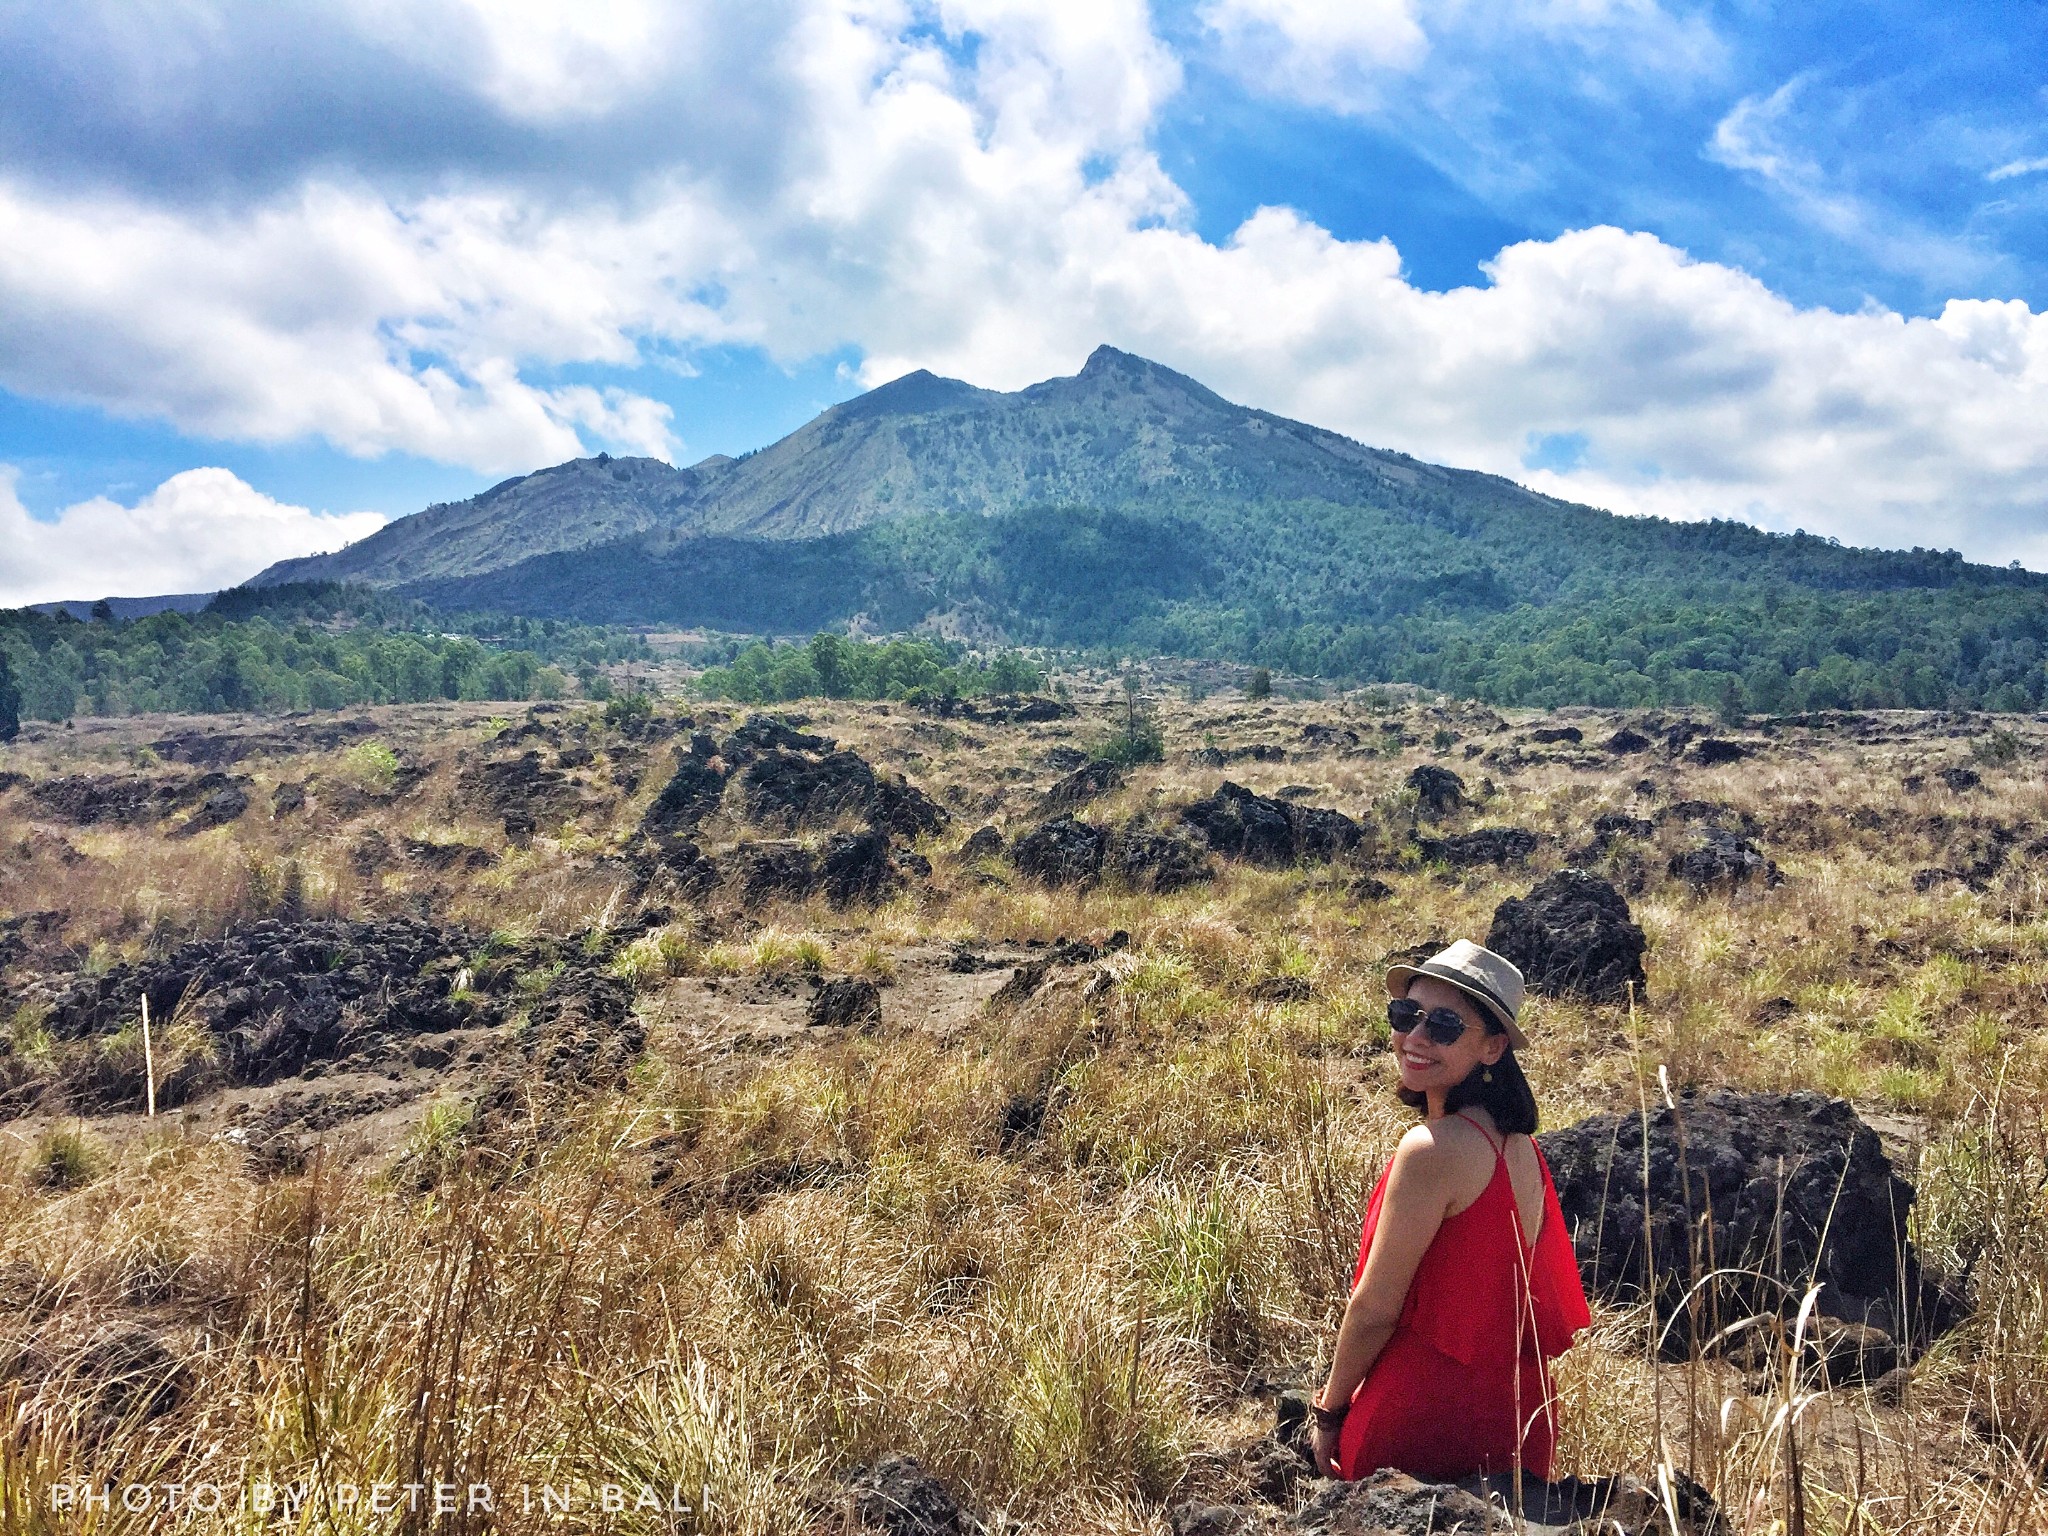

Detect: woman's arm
[1311, 1125, 1455, 1474]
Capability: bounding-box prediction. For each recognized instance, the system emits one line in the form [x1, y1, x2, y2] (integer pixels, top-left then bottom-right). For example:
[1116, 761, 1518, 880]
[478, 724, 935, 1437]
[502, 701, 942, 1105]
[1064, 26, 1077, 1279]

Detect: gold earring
[1482, 1066, 1494, 1083]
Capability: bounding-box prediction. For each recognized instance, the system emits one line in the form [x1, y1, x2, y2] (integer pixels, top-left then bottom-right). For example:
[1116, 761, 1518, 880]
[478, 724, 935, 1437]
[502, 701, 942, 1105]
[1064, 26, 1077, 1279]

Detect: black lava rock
[643, 756, 726, 838]
[1538, 1089, 1962, 1365]
[1416, 827, 1538, 867]
[1182, 781, 1361, 866]
[1692, 738, 1753, 766]
[37, 917, 483, 1103]
[728, 841, 817, 905]
[958, 825, 1005, 861]
[1405, 764, 1465, 816]
[718, 714, 832, 762]
[1487, 870, 1648, 1003]
[818, 830, 906, 907]
[171, 781, 250, 836]
[1102, 829, 1213, 892]
[1668, 828, 1780, 890]
[808, 976, 883, 1031]
[843, 1456, 968, 1536]
[1605, 728, 1652, 754]
[1012, 817, 1110, 885]
[1044, 759, 1124, 809]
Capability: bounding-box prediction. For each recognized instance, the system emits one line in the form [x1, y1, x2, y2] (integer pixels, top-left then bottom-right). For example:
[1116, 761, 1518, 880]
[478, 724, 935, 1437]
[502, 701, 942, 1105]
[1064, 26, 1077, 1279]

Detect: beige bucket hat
[1385, 939, 1529, 1051]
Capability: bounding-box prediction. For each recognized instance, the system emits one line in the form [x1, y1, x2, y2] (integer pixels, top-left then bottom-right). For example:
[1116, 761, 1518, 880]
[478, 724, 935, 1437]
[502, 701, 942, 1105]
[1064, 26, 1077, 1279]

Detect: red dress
[1335, 1114, 1591, 1482]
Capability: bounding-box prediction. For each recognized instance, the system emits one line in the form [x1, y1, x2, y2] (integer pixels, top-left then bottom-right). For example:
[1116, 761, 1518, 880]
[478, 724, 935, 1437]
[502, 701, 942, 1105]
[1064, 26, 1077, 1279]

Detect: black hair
[1395, 1024, 1541, 1136]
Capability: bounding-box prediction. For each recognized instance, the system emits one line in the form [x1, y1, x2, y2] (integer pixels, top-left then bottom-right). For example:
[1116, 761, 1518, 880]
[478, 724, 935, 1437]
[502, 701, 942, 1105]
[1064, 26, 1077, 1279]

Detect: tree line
[0, 584, 651, 723]
[694, 632, 1044, 704]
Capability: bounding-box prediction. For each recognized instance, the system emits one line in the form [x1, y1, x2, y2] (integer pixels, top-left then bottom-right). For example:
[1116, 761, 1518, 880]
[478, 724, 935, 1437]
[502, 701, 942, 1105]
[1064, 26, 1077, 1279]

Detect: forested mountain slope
[254, 347, 2048, 712]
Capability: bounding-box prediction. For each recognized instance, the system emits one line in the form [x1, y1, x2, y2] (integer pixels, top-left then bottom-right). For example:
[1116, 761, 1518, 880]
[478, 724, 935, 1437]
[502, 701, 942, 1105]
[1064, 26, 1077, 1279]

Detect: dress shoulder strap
[1453, 1109, 1507, 1161]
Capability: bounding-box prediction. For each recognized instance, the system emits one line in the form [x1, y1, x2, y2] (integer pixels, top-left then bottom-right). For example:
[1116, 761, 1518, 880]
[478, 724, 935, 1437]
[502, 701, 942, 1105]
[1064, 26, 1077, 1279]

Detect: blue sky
[1, 0, 2045, 601]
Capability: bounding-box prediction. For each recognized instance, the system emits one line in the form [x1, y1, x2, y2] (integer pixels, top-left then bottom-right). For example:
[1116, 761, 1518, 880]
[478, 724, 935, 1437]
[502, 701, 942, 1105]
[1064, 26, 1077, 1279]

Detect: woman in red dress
[1309, 940, 1591, 1482]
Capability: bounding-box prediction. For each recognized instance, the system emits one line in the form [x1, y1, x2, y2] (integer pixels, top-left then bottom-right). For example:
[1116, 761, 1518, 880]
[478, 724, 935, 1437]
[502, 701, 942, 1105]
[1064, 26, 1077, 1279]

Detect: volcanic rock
[728, 841, 817, 905]
[958, 825, 1005, 861]
[1590, 812, 1655, 844]
[1416, 827, 1538, 867]
[643, 755, 727, 837]
[1300, 722, 1360, 749]
[1939, 765, 1982, 793]
[34, 918, 482, 1110]
[1663, 721, 1704, 755]
[809, 976, 883, 1031]
[1692, 738, 1753, 765]
[400, 837, 497, 872]
[472, 962, 644, 1135]
[170, 781, 250, 836]
[719, 714, 833, 761]
[1605, 728, 1652, 754]
[1405, 764, 1465, 816]
[1182, 781, 1361, 866]
[271, 781, 306, 817]
[1173, 1468, 1718, 1536]
[1044, 758, 1124, 809]
[1486, 870, 1648, 1003]
[738, 746, 947, 838]
[1294, 805, 1364, 861]
[26, 773, 194, 827]
[1530, 725, 1583, 744]
[29, 1323, 191, 1424]
[870, 775, 950, 838]
[1250, 976, 1312, 1004]
[1012, 817, 1110, 885]
[740, 749, 879, 825]
[1103, 828, 1213, 892]
[1183, 781, 1297, 863]
[1668, 828, 1781, 890]
[1538, 1089, 1960, 1365]
[843, 1455, 969, 1536]
[818, 829, 906, 906]
[461, 751, 581, 828]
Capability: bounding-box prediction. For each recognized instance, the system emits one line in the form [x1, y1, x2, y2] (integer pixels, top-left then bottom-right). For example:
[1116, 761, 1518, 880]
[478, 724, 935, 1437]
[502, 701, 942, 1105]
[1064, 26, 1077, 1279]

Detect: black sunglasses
[1386, 997, 1478, 1046]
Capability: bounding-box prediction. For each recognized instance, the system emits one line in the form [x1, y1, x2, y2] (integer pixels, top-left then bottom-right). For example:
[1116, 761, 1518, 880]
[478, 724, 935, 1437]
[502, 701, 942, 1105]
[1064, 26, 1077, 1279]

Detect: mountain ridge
[244, 344, 2048, 713]
[255, 345, 1467, 588]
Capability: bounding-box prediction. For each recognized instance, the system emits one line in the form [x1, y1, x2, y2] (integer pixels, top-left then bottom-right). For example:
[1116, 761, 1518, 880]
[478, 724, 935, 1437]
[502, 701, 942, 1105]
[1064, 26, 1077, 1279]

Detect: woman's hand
[1309, 1418, 1343, 1477]
[1310, 1417, 1343, 1482]
[1310, 1392, 1343, 1482]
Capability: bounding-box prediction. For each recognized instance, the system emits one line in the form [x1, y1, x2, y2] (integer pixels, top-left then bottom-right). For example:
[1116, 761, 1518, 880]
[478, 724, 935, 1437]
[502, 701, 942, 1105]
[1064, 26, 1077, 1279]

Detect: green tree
[0, 649, 19, 742]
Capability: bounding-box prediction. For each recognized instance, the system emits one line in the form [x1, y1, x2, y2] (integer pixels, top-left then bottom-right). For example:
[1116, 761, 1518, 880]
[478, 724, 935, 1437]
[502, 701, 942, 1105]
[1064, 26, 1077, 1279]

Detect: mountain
[253, 346, 2048, 714]
[259, 346, 1516, 587]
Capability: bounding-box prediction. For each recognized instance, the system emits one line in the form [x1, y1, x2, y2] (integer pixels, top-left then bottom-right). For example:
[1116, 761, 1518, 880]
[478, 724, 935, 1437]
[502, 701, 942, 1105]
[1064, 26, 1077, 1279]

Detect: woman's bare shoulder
[1388, 1118, 1480, 1177]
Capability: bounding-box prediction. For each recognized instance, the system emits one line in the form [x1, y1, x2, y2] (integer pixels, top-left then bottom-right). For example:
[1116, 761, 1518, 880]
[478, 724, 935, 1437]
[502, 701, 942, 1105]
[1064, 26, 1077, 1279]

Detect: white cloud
[853, 214, 2048, 566]
[1988, 156, 2048, 182]
[1202, 0, 1428, 102]
[0, 469, 387, 606]
[1199, 0, 1721, 114]
[0, 181, 687, 475]
[1708, 79, 1994, 293]
[0, 0, 2044, 567]
[348, 0, 681, 120]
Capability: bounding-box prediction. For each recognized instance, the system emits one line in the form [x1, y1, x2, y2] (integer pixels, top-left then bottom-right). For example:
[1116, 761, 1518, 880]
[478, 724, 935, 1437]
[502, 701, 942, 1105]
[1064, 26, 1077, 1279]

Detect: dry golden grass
[2, 690, 2046, 1532]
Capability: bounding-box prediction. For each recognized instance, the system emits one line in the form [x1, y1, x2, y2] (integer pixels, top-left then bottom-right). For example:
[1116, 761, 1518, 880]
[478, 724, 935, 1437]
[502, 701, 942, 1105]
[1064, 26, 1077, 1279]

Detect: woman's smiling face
[1393, 976, 1508, 1098]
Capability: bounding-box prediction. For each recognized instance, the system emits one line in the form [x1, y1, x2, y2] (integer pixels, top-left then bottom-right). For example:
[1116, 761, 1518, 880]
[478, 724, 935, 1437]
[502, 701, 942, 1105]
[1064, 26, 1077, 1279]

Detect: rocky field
[2, 683, 2046, 1534]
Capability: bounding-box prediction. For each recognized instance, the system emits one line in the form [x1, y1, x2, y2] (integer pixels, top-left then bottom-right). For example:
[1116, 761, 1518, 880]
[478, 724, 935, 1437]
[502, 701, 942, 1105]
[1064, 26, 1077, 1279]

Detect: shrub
[32, 1126, 107, 1189]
